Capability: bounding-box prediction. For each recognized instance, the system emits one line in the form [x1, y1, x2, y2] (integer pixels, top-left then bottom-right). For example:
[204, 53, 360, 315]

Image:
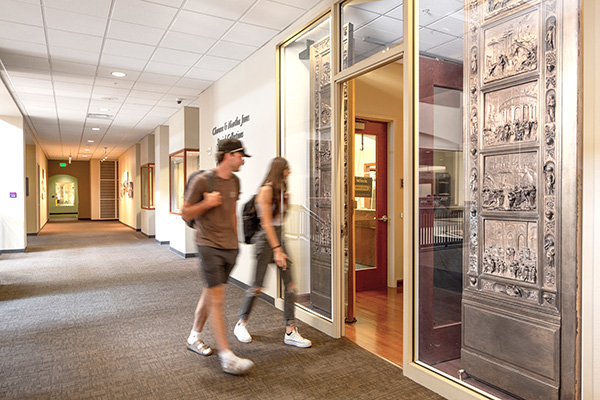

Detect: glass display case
[141, 163, 154, 210]
[169, 149, 199, 214]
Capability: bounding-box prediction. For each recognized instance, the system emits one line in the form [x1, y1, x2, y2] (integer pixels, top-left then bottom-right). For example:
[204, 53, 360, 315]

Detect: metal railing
[419, 206, 464, 247]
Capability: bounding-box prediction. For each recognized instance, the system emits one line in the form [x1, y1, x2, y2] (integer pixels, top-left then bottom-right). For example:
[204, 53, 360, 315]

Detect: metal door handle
[377, 215, 388, 222]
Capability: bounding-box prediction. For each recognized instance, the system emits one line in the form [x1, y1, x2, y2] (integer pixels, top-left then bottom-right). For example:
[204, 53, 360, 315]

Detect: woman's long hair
[262, 156, 288, 217]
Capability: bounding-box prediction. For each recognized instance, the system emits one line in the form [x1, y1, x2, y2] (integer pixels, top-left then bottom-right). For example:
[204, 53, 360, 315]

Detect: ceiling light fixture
[111, 71, 127, 77]
[101, 147, 108, 162]
[92, 127, 100, 131]
[68, 151, 72, 164]
[88, 140, 94, 143]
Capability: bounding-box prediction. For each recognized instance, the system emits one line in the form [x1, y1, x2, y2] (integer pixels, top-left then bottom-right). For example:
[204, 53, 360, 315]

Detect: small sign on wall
[355, 177, 373, 198]
[10, 192, 17, 198]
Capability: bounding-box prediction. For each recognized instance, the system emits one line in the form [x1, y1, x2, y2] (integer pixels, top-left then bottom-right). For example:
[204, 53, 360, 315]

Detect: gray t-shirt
[185, 170, 240, 249]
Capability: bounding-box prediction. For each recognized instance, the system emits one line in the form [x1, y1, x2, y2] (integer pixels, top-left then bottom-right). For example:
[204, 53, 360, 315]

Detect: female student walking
[234, 157, 311, 348]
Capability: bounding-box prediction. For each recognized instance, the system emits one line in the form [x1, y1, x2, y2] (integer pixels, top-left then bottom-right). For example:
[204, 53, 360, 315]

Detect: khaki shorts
[197, 246, 239, 288]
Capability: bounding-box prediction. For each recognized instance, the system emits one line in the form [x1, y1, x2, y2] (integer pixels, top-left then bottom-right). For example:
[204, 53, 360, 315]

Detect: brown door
[354, 120, 388, 292]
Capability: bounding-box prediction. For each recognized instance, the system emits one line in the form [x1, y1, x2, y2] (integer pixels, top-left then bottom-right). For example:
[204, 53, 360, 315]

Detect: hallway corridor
[0, 221, 441, 400]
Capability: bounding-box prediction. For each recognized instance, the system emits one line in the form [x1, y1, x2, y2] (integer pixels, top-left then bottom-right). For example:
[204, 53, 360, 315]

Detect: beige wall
[355, 61, 404, 285]
[118, 144, 140, 230]
[25, 145, 37, 234]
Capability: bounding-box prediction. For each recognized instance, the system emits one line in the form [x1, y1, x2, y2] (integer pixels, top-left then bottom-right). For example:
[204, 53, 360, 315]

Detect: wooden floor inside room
[344, 287, 403, 366]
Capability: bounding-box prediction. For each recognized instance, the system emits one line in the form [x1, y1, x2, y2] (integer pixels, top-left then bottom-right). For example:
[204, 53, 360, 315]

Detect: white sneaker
[219, 352, 254, 375]
[284, 327, 312, 348]
[234, 321, 252, 343]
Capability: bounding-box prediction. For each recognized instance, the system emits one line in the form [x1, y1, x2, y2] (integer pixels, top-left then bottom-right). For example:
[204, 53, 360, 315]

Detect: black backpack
[183, 170, 215, 228]
[242, 194, 260, 244]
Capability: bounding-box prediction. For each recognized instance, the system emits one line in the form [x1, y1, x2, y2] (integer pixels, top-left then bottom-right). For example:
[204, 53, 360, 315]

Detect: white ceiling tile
[47, 29, 103, 53]
[153, 100, 181, 110]
[419, 27, 456, 51]
[387, 5, 403, 20]
[10, 77, 54, 91]
[125, 96, 161, 106]
[120, 104, 152, 114]
[168, 86, 202, 97]
[53, 81, 94, 94]
[50, 46, 101, 65]
[112, 0, 178, 29]
[18, 93, 55, 103]
[242, 1, 305, 30]
[0, 21, 46, 44]
[176, 77, 212, 90]
[92, 86, 131, 99]
[142, 0, 184, 7]
[353, 0, 401, 15]
[184, 67, 224, 81]
[171, 10, 235, 39]
[107, 20, 165, 46]
[45, 8, 108, 37]
[103, 39, 156, 60]
[207, 40, 257, 61]
[194, 55, 240, 71]
[1, 53, 50, 71]
[100, 54, 148, 70]
[427, 10, 465, 38]
[129, 89, 165, 100]
[144, 60, 190, 76]
[419, 0, 463, 26]
[0, 39, 47, 58]
[45, 0, 112, 18]
[183, 0, 255, 20]
[0, 1, 43, 26]
[160, 31, 215, 54]
[132, 82, 173, 93]
[427, 38, 464, 61]
[152, 48, 202, 66]
[94, 77, 136, 90]
[53, 73, 95, 85]
[363, 15, 403, 36]
[272, 0, 321, 10]
[136, 72, 180, 85]
[222, 22, 278, 47]
[151, 105, 179, 115]
[52, 61, 96, 76]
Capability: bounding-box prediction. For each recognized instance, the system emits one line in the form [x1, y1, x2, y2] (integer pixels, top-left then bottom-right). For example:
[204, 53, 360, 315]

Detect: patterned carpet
[0, 221, 443, 400]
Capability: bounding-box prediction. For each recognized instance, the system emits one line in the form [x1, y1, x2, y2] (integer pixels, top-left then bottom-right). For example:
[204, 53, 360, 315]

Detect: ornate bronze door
[462, 0, 579, 399]
[309, 36, 333, 315]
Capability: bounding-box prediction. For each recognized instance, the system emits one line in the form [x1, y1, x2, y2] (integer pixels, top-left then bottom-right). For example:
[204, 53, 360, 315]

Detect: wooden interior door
[354, 120, 388, 292]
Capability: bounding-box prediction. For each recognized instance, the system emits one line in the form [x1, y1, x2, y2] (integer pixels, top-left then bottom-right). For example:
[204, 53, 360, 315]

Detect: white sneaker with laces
[234, 321, 252, 343]
[284, 327, 312, 348]
[219, 352, 254, 375]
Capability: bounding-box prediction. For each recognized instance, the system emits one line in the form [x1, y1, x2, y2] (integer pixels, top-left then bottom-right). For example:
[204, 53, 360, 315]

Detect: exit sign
[59, 162, 67, 167]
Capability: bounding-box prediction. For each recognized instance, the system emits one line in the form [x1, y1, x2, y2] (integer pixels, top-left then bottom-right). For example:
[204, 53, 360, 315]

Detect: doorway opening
[343, 60, 404, 367]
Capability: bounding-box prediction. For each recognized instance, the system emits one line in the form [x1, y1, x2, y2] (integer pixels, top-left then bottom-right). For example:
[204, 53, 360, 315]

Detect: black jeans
[238, 226, 295, 326]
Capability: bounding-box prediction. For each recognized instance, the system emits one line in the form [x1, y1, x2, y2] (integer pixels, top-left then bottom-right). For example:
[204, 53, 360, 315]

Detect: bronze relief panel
[483, 9, 539, 83]
[482, 152, 537, 211]
[483, 80, 539, 147]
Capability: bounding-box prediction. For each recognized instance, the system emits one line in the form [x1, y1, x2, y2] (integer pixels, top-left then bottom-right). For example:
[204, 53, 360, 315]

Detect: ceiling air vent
[87, 113, 114, 120]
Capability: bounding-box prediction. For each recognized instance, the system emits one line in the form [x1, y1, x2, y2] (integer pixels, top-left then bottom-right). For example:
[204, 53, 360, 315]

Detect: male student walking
[181, 138, 253, 375]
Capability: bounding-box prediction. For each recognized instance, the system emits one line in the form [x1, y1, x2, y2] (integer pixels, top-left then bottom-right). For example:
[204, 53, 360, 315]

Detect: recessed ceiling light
[87, 140, 94, 143]
[98, 108, 110, 112]
[82, 155, 88, 157]
[111, 71, 127, 77]
[92, 127, 100, 131]
[85, 149, 90, 151]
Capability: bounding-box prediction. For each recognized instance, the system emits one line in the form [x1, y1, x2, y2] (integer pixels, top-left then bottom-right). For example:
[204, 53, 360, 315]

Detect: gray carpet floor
[0, 221, 443, 400]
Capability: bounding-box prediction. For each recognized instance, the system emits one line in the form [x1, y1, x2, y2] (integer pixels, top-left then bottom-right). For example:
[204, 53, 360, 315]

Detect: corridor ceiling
[0, 0, 463, 162]
[0, 0, 321, 161]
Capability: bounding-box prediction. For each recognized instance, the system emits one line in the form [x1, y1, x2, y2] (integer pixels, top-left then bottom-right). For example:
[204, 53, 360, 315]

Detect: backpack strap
[204, 169, 215, 193]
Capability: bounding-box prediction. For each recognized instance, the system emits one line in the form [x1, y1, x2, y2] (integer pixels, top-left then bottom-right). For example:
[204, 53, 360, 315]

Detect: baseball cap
[217, 138, 251, 157]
